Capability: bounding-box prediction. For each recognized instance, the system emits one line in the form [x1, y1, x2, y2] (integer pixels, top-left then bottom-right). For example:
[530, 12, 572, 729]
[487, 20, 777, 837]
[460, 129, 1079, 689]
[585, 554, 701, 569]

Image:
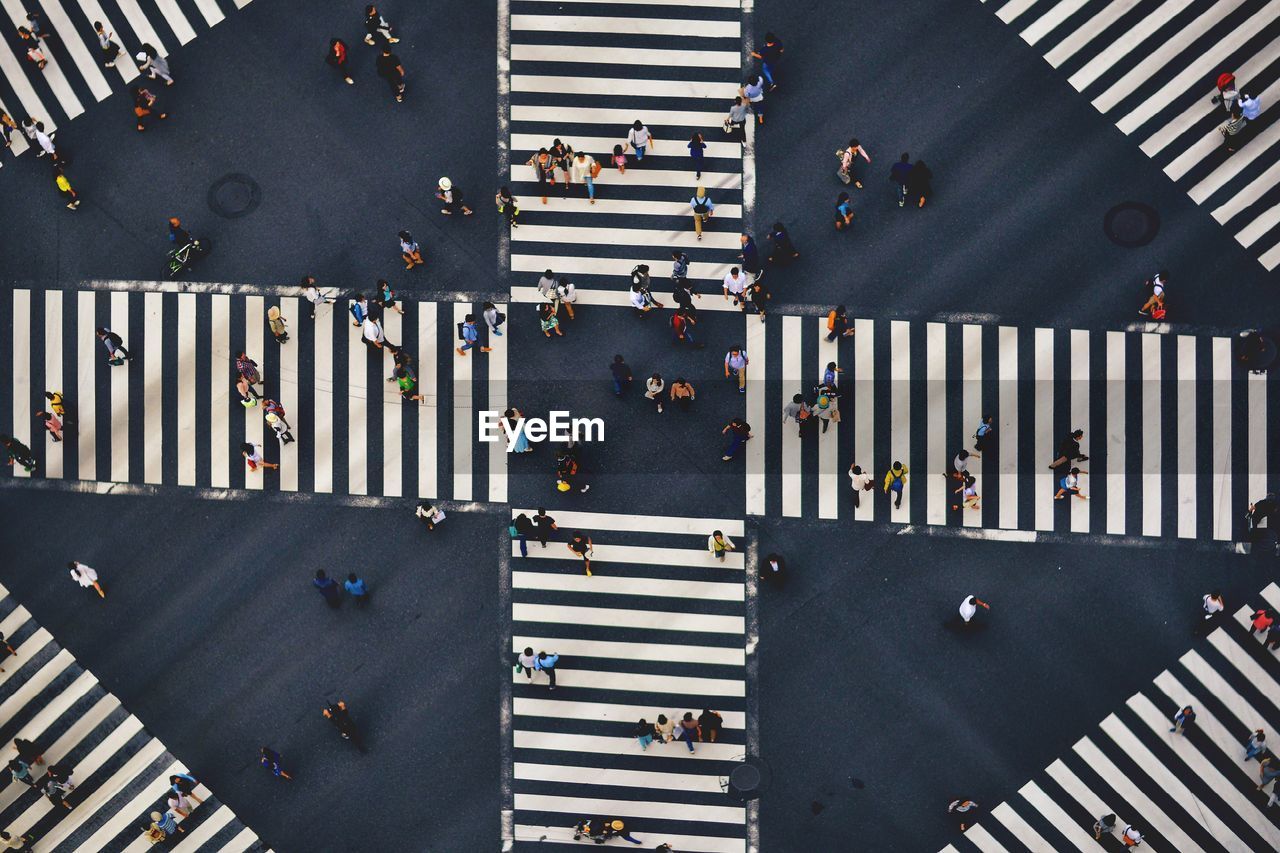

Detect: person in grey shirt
[537, 269, 557, 301]
[724, 96, 749, 140]
[782, 393, 808, 436]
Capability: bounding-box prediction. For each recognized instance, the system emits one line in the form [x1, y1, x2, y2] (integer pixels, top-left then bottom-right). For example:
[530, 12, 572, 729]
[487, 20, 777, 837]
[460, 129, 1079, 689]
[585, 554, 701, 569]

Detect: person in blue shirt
[259, 747, 293, 780]
[313, 570, 342, 608]
[344, 573, 369, 605]
[456, 314, 491, 357]
[535, 651, 558, 690]
[751, 32, 784, 90]
[834, 192, 854, 231]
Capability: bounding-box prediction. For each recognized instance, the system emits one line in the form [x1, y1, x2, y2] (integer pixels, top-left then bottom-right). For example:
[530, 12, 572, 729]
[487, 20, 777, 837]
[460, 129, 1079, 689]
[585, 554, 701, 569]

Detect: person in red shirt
[327, 38, 353, 85]
[1251, 608, 1274, 635]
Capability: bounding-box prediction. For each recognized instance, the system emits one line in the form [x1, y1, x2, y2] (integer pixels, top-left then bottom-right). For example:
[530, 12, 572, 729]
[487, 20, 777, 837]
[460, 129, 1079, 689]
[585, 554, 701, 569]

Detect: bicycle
[166, 237, 211, 279]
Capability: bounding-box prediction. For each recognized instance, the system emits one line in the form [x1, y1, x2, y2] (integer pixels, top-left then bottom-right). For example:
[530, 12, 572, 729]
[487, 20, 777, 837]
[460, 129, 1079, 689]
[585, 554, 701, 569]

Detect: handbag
[590, 160, 602, 178]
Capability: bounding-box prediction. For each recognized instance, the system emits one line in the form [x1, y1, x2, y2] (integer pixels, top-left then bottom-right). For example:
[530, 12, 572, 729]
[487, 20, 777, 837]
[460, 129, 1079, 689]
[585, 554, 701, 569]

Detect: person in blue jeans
[512, 513, 534, 557]
[751, 32, 784, 90]
[456, 314, 492, 357]
[688, 132, 706, 178]
[721, 417, 752, 461]
[889, 153, 912, 207]
[610, 355, 633, 396]
[535, 651, 558, 689]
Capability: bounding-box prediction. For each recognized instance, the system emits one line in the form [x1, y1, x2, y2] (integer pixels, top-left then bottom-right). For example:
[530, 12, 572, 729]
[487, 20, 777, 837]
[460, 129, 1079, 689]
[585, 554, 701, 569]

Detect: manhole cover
[1103, 201, 1160, 248]
[207, 173, 261, 219]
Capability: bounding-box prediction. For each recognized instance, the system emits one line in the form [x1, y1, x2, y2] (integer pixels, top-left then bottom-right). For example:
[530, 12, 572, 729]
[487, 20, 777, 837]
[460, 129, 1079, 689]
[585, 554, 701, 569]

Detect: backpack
[457, 321, 467, 341]
[494, 311, 506, 327]
[692, 196, 711, 214]
[827, 310, 837, 331]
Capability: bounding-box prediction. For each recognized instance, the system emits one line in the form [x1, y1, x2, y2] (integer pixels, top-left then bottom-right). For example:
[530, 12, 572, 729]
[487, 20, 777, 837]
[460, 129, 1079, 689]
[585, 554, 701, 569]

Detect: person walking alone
[626, 120, 653, 162]
[1054, 467, 1088, 501]
[688, 132, 706, 178]
[889, 153, 912, 207]
[135, 45, 173, 85]
[267, 306, 289, 343]
[242, 442, 279, 474]
[707, 530, 736, 562]
[957, 595, 989, 628]
[375, 46, 406, 103]
[690, 187, 714, 240]
[327, 38, 355, 85]
[54, 169, 79, 210]
[399, 231, 423, 269]
[37, 409, 63, 443]
[721, 417, 752, 461]
[363, 5, 400, 44]
[1246, 729, 1267, 760]
[495, 186, 519, 228]
[848, 464, 872, 507]
[724, 345, 748, 394]
[1049, 429, 1088, 469]
[132, 86, 167, 132]
[1169, 705, 1196, 734]
[67, 561, 105, 598]
[838, 138, 871, 188]
[435, 177, 473, 215]
[570, 150, 597, 203]
[568, 532, 593, 577]
[883, 461, 908, 509]
[2, 436, 36, 473]
[96, 328, 130, 364]
[93, 22, 121, 67]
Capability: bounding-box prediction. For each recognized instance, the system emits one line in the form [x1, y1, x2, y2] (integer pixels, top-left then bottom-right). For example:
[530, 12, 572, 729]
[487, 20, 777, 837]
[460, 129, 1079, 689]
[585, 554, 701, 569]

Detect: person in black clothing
[672, 279, 697, 313]
[327, 37, 354, 85]
[766, 222, 799, 264]
[512, 512, 535, 557]
[907, 159, 933, 208]
[323, 700, 363, 750]
[698, 709, 723, 743]
[826, 305, 853, 342]
[610, 355, 633, 396]
[761, 553, 787, 588]
[739, 234, 762, 281]
[1048, 429, 1087, 469]
[532, 509, 557, 547]
[375, 47, 405, 102]
[0, 630, 15, 672]
[1247, 493, 1277, 530]
[746, 277, 769, 322]
[889, 153, 912, 207]
[2, 435, 36, 472]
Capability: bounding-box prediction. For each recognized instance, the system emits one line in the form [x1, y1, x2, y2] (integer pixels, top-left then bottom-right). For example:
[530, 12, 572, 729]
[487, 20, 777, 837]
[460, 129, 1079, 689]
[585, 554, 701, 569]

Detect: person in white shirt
[722, 267, 748, 305]
[301, 276, 331, 319]
[707, 530, 736, 561]
[569, 151, 597, 203]
[848, 464, 872, 508]
[415, 501, 446, 531]
[361, 317, 394, 350]
[645, 374, 665, 413]
[951, 449, 976, 479]
[67, 561, 104, 598]
[1121, 825, 1143, 847]
[958, 595, 989, 625]
[555, 277, 577, 320]
[1240, 93, 1261, 121]
[626, 120, 653, 161]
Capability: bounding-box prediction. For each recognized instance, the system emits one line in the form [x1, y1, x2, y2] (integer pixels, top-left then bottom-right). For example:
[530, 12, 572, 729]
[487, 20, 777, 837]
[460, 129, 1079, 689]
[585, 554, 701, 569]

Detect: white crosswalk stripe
[0, 582, 261, 850]
[506, 0, 745, 312]
[0, 0, 252, 147]
[941, 582, 1280, 853]
[754, 313, 1277, 542]
[2, 286, 510, 503]
[985, 0, 1280, 269]
[508, 508, 749, 846]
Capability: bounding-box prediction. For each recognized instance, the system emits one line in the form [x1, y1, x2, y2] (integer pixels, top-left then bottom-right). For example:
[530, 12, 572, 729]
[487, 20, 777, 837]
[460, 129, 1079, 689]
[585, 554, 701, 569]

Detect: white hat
[438, 177, 452, 190]
[265, 413, 278, 424]
[135, 51, 148, 62]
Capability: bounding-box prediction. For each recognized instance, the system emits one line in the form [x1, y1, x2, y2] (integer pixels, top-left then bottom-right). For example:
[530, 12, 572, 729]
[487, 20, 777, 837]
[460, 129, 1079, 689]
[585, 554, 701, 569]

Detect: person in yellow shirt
[55, 170, 79, 210]
[883, 461, 908, 509]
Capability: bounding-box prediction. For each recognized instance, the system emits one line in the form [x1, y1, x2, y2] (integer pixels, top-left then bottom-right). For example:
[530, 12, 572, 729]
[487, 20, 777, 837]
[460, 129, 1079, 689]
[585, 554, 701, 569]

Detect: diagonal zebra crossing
[0, 582, 263, 851]
[940, 581, 1280, 853]
[507, 509, 750, 852]
[981, 0, 1280, 270]
[0, 0, 251, 158]
[745, 311, 1279, 542]
[507, 0, 747, 291]
[1, 286, 509, 503]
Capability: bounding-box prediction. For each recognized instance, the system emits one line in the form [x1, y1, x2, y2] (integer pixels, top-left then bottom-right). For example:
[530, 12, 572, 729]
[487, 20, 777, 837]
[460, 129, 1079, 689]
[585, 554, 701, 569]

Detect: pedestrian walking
[610, 355, 633, 396]
[1246, 729, 1267, 760]
[0, 631, 15, 673]
[848, 464, 872, 507]
[132, 85, 167, 132]
[235, 352, 263, 404]
[948, 798, 979, 831]
[362, 315, 399, 352]
[707, 530, 736, 562]
[889, 153, 912, 207]
[721, 417, 752, 461]
[1246, 493, 1277, 530]
[1212, 72, 1239, 110]
[313, 569, 341, 607]
[767, 222, 800, 264]
[394, 366, 425, 403]
[1121, 824, 1143, 847]
[415, 500, 446, 531]
[555, 447, 589, 494]
[724, 96, 749, 139]
[503, 409, 530, 453]
[722, 267, 748, 310]
[53, 168, 79, 210]
[36, 410, 62, 442]
[1137, 271, 1168, 318]
[13, 739, 42, 766]
[634, 719, 657, 750]
[302, 277, 331, 319]
[363, 5, 399, 44]
[516, 647, 537, 681]
[144, 809, 184, 842]
[549, 138, 573, 194]
[0, 110, 17, 166]
[669, 377, 695, 411]
[259, 747, 293, 780]
[958, 595, 990, 627]
[535, 651, 558, 690]
[699, 709, 723, 743]
[344, 573, 369, 605]
[44, 390, 68, 423]
[327, 37, 354, 84]
[782, 393, 810, 437]
[690, 186, 714, 239]
[242, 442, 278, 473]
[838, 138, 871, 188]
[645, 374, 665, 413]
[626, 120, 653, 162]
[370, 279, 403, 317]
[1241, 91, 1262, 121]
[532, 508, 557, 547]
[8, 759, 35, 788]
[1194, 590, 1225, 635]
[394, 232, 423, 271]
[93, 22, 121, 67]
[1092, 813, 1116, 840]
[688, 132, 706, 178]
[267, 306, 289, 343]
[724, 345, 749, 393]
[1048, 429, 1087, 468]
[67, 561, 105, 598]
[322, 700, 363, 750]
[1169, 705, 1196, 734]
[495, 186, 519, 227]
[611, 142, 627, 174]
[1, 436, 36, 473]
[511, 512, 535, 557]
[834, 192, 854, 230]
[883, 462, 908, 508]
[741, 74, 765, 124]
[953, 474, 980, 511]
[654, 714, 675, 744]
[908, 159, 933, 208]
[375, 46, 405, 102]
[32, 121, 60, 164]
[568, 532, 593, 577]
[826, 305, 855, 341]
[20, 27, 46, 70]
[0, 830, 35, 850]
[135, 46, 173, 85]
[570, 150, 598, 203]
[554, 277, 577, 320]
[1251, 607, 1274, 636]
[1260, 754, 1280, 792]
[168, 772, 204, 805]
[949, 448, 977, 480]
[740, 234, 762, 281]
[96, 327, 131, 365]
[677, 712, 699, 752]
[1054, 467, 1088, 501]
[527, 147, 554, 202]
[265, 412, 295, 446]
[973, 415, 995, 453]
[1220, 104, 1247, 151]
[435, 177, 473, 215]
[671, 309, 700, 347]
[600, 819, 643, 845]
[750, 32, 784, 90]
[538, 302, 563, 337]
[629, 282, 660, 316]
[166, 790, 192, 818]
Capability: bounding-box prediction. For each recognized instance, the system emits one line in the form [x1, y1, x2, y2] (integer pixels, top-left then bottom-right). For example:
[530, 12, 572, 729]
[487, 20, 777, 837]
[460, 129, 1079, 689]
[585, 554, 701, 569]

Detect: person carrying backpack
[1137, 270, 1167, 319]
[826, 305, 854, 341]
[96, 327, 130, 365]
[689, 187, 714, 239]
[456, 314, 491, 357]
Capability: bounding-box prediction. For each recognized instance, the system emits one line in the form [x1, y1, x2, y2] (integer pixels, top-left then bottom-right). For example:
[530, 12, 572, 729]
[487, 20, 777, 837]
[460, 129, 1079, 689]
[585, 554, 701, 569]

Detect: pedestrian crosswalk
[744, 311, 1278, 541]
[981, 0, 1280, 270]
[507, 0, 747, 291]
[1, 286, 509, 503]
[939, 581, 1280, 853]
[0, 0, 251, 158]
[0, 581, 262, 851]
[507, 508, 750, 851]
